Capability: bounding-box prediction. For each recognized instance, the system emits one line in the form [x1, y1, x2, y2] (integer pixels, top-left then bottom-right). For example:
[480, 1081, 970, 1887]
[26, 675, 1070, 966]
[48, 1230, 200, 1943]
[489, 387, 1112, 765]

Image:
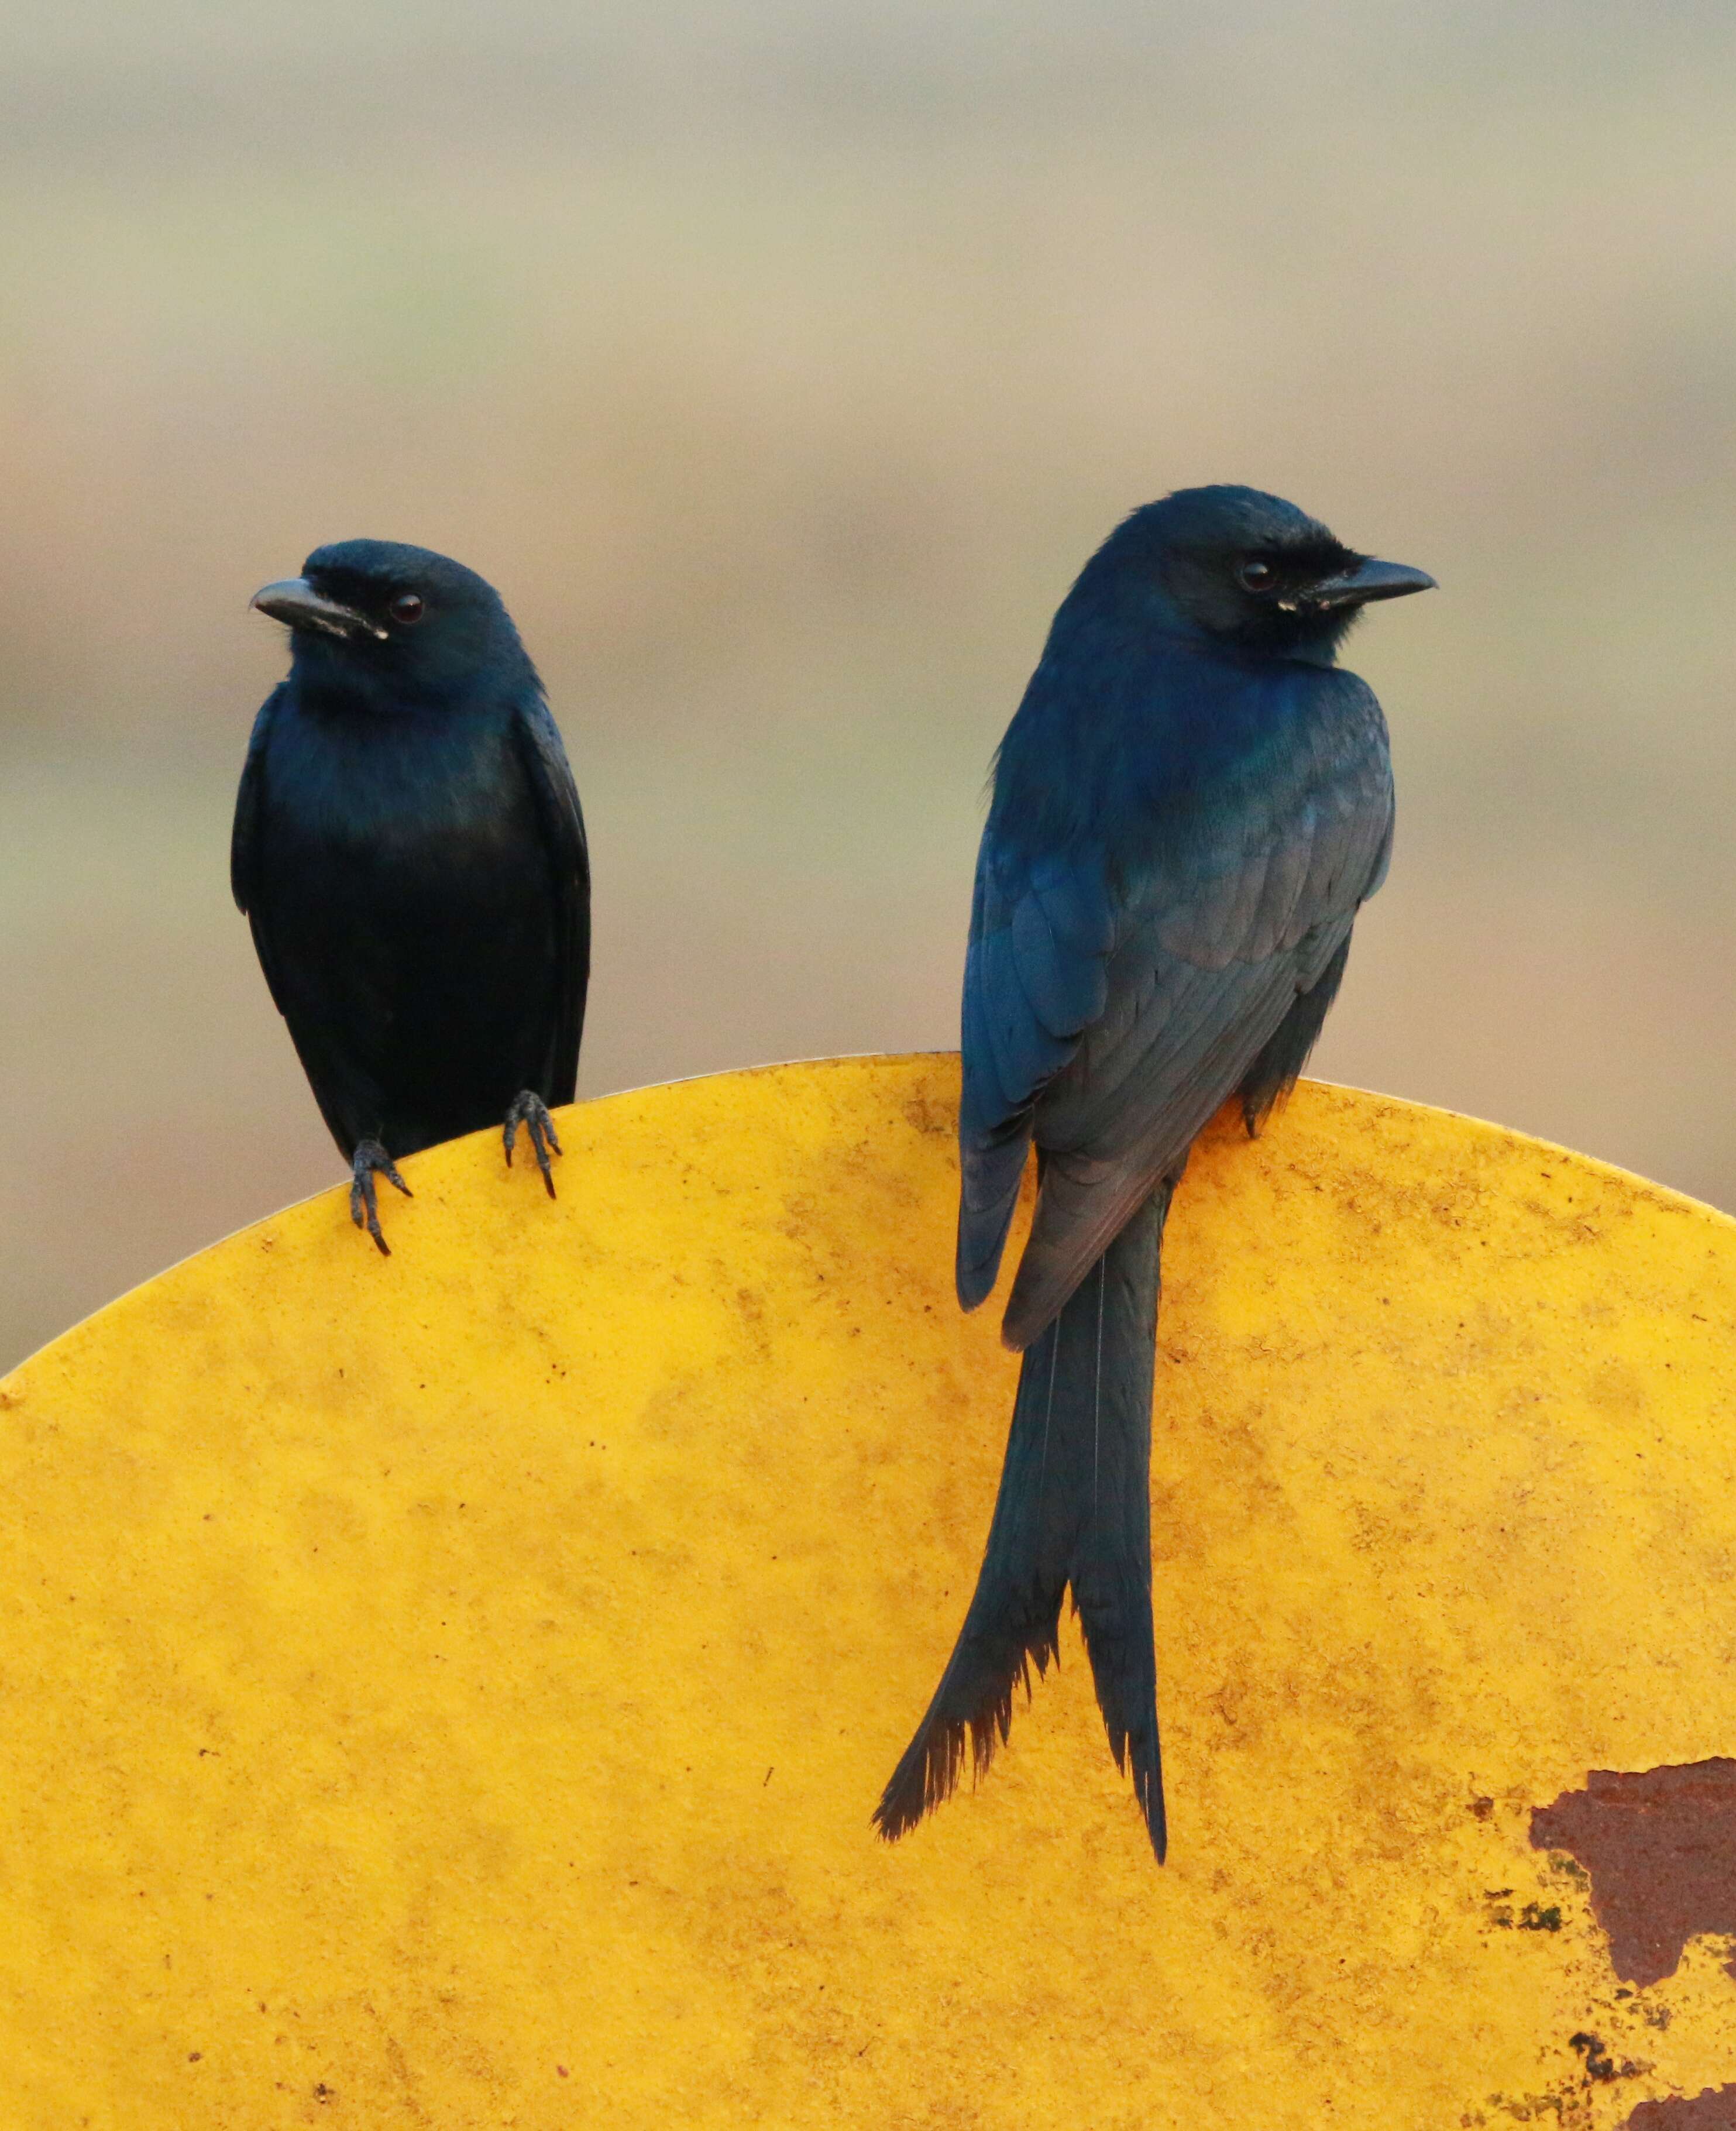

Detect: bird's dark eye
[1236, 559, 1277, 593]
[389, 592, 426, 626]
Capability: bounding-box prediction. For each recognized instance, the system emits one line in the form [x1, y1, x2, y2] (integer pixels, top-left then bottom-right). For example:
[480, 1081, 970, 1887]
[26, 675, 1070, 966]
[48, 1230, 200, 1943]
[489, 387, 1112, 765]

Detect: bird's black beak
[1307, 557, 1437, 613]
[249, 578, 386, 641]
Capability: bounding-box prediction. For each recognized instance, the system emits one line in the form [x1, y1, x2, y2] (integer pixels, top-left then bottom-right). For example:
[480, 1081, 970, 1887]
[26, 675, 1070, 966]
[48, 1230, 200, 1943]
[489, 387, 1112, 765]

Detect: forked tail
[874, 1183, 1172, 1860]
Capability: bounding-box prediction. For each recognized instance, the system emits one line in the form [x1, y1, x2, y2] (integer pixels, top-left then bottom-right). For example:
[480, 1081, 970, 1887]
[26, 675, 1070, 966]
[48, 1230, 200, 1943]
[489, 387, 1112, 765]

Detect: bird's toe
[350, 1138, 411, 1254]
[503, 1091, 561, 1197]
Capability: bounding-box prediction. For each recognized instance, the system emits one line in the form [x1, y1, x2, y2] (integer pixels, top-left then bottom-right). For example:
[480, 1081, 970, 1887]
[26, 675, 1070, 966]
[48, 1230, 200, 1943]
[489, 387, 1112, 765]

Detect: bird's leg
[503, 1090, 562, 1198]
[350, 1138, 411, 1255]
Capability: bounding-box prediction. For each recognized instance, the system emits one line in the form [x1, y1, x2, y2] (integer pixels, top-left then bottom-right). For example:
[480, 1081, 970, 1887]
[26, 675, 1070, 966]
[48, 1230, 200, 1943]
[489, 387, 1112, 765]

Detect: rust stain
[1531, 1760, 1736, 1988]
[1625, 2088, 1736, 2129]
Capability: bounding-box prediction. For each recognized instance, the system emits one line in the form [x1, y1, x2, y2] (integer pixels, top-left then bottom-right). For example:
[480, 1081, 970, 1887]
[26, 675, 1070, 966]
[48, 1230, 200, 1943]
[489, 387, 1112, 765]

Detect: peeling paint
[1625, 2085, 1736, 2128]
[1532, 1762, 1736, 1988]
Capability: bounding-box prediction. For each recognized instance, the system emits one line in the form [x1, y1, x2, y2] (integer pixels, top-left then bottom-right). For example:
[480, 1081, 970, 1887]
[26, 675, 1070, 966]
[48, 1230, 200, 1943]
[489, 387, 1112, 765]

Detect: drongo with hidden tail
[233, 540, 589, 1253]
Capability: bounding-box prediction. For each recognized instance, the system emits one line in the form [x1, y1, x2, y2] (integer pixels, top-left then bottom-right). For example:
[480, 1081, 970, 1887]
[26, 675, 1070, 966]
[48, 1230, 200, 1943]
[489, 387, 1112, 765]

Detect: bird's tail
[874, 1181, 1172, 1860]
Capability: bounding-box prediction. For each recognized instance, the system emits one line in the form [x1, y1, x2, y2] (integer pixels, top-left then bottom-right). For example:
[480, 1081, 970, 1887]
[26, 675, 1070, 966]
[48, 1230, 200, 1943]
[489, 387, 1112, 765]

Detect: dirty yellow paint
[5, 1055, 1736, 2129]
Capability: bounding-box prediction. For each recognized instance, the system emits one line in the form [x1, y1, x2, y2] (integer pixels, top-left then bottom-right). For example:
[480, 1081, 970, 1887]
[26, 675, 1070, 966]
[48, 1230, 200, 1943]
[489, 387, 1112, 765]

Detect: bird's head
[1085, 485, 1434, 662]
[250, 541, 534, 710]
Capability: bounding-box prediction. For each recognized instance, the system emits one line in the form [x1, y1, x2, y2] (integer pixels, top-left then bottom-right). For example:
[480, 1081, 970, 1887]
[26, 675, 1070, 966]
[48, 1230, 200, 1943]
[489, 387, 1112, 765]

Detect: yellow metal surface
[5, 1055, 1736, 2129]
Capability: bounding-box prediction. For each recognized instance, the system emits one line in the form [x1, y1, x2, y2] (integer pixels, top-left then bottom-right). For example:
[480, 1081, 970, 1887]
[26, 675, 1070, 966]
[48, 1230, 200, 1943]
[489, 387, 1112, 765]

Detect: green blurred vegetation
[4, 0, 1735, 1364]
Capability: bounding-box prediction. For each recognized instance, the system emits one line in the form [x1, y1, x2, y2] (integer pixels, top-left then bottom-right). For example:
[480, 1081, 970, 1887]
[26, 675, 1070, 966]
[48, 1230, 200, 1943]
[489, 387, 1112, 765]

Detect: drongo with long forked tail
[875, 487, 1432, 1859]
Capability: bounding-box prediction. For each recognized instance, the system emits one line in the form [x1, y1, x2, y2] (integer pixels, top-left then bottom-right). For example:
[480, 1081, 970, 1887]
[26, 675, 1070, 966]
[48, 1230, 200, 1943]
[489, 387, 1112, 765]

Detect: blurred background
[3, 0, 1735, 1367]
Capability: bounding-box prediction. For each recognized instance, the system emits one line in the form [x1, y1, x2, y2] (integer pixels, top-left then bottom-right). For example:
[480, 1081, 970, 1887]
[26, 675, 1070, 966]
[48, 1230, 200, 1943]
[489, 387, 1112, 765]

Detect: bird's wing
[511, 697, 591, 1103]
[231, 686, 290, 1013]
[971, 675, 1393, 1348]
[955, 839, 1115, 1308]
[230, 686, 277, 916]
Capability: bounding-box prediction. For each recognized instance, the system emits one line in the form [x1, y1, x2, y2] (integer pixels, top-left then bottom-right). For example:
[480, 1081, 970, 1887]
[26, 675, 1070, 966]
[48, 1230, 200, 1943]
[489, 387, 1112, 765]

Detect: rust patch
[1625, 2088, 1736, 2129]
[1531, 1760, 1736, 1988]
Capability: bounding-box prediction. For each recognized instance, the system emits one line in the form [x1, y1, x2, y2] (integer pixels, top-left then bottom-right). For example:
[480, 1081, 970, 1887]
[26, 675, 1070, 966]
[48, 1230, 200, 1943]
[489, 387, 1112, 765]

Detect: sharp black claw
[350, 1137, 410, 1254]
[503, 1091, 562, 1199]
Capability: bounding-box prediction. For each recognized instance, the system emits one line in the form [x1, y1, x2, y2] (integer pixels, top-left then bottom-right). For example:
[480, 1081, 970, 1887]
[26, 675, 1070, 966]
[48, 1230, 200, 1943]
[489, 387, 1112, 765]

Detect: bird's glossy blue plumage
[232, 541, 589, 1222]
[878, 486, 1422, 1861]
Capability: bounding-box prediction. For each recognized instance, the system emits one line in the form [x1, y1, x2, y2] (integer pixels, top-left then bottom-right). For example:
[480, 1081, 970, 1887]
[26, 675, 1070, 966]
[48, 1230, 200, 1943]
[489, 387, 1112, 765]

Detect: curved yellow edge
[5, 1055, 1736, 2130]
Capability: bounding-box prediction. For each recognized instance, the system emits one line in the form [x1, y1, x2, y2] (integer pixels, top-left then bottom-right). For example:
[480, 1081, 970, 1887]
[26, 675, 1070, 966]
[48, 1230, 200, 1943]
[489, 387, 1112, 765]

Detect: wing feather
[231, 686, 289, 1013]
[511, 697, 591, 1104]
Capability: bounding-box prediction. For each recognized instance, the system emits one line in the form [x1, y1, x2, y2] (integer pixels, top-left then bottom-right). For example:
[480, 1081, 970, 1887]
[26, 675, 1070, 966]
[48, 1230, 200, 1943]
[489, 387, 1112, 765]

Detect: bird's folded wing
[967, 679, 1393, 1348]
[230, 687, 290, 1014]
[511, 697, 592, 1105]
[955, 841, 1115, 1308]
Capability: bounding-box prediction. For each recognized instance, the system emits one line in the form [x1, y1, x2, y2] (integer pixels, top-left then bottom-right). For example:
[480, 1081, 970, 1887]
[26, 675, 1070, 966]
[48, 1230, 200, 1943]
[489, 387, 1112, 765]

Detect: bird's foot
[503, 1089, 562, 1198]
[350, 1138, 412, 1255]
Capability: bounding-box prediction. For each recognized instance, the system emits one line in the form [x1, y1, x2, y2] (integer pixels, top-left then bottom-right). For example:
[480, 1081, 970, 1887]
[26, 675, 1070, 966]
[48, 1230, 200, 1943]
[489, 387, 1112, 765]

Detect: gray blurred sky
[4, 0, 1735, 1365]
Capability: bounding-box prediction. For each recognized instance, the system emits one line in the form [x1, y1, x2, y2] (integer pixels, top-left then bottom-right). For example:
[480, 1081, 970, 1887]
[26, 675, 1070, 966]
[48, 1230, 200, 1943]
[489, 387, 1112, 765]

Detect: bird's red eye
[1237, 559, 1277, 593]
[389, 592, 425, 625]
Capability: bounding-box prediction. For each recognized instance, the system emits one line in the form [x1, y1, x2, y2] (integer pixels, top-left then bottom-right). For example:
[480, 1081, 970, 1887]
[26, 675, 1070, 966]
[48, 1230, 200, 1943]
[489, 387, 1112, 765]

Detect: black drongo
[233, 540, 589, 1252]
[875, 487, 1432, 1859]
